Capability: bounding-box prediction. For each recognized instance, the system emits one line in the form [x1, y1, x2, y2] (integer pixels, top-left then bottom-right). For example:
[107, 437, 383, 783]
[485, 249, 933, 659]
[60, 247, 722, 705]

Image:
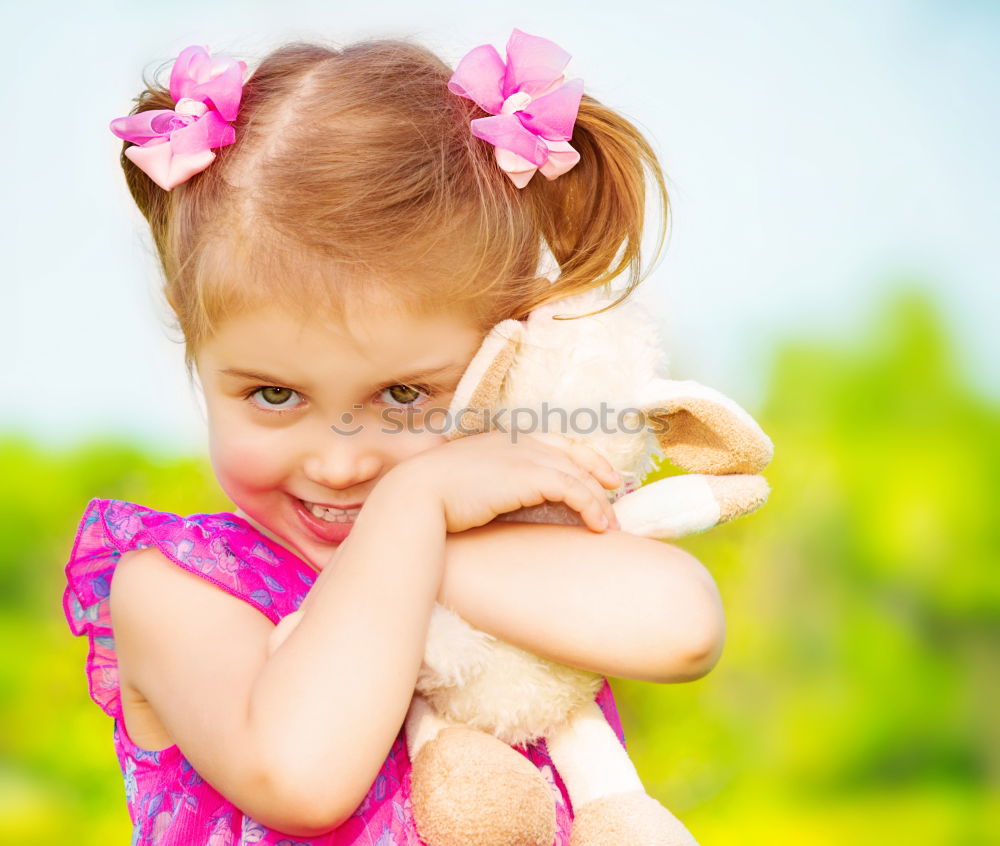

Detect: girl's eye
[247, 386, 302, 412]
[380, 384, 431, 407]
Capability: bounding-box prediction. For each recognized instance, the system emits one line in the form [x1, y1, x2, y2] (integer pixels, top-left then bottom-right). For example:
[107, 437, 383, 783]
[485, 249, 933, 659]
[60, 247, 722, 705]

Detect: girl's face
[194, 301, 486, 571]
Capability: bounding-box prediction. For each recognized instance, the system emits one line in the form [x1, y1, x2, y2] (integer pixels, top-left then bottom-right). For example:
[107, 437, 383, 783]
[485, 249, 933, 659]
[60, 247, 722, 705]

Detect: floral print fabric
[63, 498, 627, 845]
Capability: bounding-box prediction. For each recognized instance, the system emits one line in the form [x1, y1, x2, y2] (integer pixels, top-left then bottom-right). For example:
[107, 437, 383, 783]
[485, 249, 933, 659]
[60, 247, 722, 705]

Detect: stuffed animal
[405, 287, 772, 846]
[270, 287, 773, 845]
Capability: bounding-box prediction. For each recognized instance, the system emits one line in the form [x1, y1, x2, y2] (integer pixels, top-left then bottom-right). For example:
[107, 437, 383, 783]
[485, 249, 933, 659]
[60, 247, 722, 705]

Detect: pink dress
[63, 498, 628, 846]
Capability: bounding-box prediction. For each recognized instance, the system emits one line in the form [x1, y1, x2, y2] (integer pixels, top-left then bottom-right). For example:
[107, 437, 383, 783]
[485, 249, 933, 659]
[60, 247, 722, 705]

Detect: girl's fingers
[522, 433, 620, 528]
[534, 469, 614, 533]
[524, 432, 621, 490]
[529, 455, 619, 531]
[556, 458, 619, 529]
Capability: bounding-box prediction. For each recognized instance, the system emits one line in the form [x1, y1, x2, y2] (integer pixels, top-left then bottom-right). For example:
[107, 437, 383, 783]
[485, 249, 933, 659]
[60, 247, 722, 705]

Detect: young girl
[64, 30, 725, 845]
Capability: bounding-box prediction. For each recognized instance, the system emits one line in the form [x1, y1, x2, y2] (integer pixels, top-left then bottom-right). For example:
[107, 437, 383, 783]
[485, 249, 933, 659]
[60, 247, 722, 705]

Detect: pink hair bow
[110, 45, 247, 191]
[448, 29, 583, 188]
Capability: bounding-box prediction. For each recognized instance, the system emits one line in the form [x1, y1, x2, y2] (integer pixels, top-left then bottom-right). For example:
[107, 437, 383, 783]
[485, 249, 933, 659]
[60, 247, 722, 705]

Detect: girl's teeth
[305, 501, 359, 523]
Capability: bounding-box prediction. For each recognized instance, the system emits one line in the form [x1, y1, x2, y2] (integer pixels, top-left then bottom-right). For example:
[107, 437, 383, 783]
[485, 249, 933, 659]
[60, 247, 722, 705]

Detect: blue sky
[4, 0, 998, 454]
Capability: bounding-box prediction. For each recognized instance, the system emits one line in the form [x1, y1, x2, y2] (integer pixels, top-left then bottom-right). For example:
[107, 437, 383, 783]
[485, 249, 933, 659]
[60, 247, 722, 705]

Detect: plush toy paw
[410, 726, 555, 846]
[570, 790, 698, 846]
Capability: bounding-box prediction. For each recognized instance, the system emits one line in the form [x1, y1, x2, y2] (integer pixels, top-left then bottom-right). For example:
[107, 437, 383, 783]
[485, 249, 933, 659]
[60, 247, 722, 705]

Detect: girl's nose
[302, 431, 385, 490]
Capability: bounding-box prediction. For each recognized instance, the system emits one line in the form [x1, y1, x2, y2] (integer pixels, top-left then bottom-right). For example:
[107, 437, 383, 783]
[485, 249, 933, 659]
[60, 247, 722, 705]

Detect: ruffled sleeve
[63, 499, 130, 720]
[62, 498, 315, 722]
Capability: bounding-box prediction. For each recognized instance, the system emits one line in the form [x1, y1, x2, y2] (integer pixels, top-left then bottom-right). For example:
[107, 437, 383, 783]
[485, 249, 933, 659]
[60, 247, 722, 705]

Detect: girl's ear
[445, 319, 525, 440]
[638, 378, 774, 475]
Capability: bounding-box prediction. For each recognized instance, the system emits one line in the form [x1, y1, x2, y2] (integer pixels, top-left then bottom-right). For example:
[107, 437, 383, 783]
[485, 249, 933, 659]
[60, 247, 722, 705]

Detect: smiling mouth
[299, 499, 362, 523]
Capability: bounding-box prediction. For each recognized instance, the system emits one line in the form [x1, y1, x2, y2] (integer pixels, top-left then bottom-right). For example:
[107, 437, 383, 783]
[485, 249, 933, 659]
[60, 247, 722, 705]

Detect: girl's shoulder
[62, 498, 316, 720]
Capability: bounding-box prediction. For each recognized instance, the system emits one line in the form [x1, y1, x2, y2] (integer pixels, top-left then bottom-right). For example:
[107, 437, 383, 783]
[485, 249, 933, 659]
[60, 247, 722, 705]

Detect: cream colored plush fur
[408, 288, 773, 846]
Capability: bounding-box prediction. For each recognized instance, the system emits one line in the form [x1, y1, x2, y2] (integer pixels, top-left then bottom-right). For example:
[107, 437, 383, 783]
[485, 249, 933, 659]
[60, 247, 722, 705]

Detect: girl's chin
[233, 500, 353, 570]
[234, 505, 313, 558]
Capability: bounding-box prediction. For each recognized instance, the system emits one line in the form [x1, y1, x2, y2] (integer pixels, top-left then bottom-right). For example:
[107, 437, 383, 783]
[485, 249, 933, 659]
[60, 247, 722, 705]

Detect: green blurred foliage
[2, 287, 997, 844]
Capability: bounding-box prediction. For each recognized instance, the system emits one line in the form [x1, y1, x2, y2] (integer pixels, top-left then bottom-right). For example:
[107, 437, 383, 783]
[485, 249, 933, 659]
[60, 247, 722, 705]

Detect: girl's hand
[387, 430, 623, 534]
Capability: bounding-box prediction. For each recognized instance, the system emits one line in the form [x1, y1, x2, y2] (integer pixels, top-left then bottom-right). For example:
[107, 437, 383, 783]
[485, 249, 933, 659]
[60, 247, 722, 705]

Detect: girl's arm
[111, 470, 447, 837]
[439, 522, 725, 683]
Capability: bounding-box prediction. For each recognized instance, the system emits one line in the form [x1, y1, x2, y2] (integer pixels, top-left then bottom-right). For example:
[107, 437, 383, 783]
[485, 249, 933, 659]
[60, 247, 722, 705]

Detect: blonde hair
[117, 38, 670, 375]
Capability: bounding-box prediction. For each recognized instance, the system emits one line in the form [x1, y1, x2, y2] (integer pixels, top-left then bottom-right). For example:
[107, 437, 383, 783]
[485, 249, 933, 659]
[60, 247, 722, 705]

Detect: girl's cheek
[211, 429, 286, 487]
[399, 425, 449, 456]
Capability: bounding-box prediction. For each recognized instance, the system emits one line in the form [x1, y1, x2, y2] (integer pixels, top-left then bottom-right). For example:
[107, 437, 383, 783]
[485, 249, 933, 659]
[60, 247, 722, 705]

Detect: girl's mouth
[300, 499, 362, 522]
[294, 498, 358, 543]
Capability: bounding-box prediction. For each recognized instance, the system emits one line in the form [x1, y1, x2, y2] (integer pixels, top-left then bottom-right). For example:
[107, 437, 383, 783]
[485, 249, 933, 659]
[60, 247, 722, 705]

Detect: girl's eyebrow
[217, 363, 468, 391]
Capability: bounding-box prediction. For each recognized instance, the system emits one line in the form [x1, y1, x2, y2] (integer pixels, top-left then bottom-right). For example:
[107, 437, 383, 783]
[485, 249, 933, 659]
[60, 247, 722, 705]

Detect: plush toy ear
[445, 319, 524, 441]
[639, 378, 774, 474]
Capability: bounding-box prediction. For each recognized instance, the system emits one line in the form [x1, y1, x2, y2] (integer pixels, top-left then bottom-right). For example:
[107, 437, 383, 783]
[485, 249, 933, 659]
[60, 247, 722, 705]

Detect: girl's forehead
[198, 300, 484, 371]
[195, 306, 484, 399]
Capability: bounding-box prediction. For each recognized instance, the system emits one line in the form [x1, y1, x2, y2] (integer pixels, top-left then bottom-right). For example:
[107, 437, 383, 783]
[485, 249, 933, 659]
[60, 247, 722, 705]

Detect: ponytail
[116, 77, 177, 264]
[518, 94, 670, 320]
